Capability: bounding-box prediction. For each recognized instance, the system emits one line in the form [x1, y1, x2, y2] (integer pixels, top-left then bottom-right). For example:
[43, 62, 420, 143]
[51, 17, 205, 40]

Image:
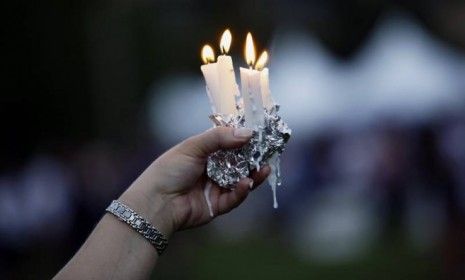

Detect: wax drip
[268, 154, 281, 209]
[204, 181, 214, 217]
[256, 128, 264, 171]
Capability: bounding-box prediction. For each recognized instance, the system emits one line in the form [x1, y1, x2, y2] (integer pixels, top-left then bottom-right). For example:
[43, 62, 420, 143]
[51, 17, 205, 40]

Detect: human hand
[121, 127, 271, 237]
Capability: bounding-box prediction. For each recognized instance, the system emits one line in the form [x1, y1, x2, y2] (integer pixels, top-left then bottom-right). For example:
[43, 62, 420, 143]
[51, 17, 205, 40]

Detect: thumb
[179, 127, 253, 158]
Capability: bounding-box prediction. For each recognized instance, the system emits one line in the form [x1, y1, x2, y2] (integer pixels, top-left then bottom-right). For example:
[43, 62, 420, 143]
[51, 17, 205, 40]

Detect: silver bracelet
[106, 200, 168, 255]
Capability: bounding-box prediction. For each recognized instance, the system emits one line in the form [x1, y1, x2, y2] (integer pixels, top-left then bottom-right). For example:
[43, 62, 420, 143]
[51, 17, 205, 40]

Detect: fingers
[216, 178, 253, 215]
[249, 165, 271, 190]
[212, 165, 271, 216]
[180, 127, 253, 158]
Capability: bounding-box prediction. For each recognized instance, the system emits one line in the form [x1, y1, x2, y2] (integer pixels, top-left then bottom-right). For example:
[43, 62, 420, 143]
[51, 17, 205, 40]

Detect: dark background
[2, 0, 465, 279]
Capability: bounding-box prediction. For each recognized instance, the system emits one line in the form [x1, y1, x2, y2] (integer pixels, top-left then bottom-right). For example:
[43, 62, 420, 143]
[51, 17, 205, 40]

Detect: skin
[54, 127, 270, 280]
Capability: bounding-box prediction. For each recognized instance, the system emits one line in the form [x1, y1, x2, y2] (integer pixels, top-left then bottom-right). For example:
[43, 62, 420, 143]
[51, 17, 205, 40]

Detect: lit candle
[200, 30, 238, 116]
[216, 29, 239, 115]
[240, 32, 265, 129]
[200, 45, 220, 113]
[254, 50, 278, 208]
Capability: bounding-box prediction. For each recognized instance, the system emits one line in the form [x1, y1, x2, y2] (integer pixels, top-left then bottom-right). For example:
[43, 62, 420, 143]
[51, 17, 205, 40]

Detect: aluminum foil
[207, 104, 291, 188]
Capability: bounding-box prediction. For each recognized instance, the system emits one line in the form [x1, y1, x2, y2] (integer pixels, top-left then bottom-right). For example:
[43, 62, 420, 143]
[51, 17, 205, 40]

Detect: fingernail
[233, 128, 253, 138]
[248, 179, 254, 189]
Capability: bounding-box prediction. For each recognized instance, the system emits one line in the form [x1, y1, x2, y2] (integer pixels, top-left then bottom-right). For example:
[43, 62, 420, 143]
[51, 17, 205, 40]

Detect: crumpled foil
[207, 105, 291, 188]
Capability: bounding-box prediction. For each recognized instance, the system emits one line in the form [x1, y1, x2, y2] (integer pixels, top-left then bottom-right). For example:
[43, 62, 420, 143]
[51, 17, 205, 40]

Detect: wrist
[119, 186, 175, 239]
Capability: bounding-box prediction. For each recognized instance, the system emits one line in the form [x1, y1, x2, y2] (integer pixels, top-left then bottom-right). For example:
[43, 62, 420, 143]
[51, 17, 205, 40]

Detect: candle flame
[220, 29, 232, 54]
[255, 50, 268, 70]
[201, 44, 215, 64]
[245, 32, 256, 67]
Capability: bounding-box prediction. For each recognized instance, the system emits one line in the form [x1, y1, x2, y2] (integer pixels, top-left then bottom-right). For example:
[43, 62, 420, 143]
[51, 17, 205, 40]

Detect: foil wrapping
[206, 105, 291, 188]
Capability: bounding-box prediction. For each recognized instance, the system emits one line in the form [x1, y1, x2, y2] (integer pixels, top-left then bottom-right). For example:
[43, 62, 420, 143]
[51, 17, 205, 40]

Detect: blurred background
[2, 0, 465, 279]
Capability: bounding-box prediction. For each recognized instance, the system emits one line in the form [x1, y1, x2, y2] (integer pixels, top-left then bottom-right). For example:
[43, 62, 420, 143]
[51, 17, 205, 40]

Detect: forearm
[53, 127, 265, 279]
[54, 185, 174, 280]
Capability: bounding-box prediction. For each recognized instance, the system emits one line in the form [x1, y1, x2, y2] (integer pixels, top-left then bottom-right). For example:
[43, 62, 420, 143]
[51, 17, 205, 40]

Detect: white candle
[200, 63, 220, 113]
[255, 51, 273, 110]
[240, 67, 264, 129]
[200, 30, 239, 116]
[240, 33, 265, 129]
[255, 52, 280, 208]
[216, 29, 239, 115]
[216, 55, 239, 115]
[200, 45, 220, 113]
[260, 67, 274, 110]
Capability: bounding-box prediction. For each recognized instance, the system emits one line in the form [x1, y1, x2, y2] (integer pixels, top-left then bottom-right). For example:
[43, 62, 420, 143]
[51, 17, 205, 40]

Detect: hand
[120, 127, 271, 237]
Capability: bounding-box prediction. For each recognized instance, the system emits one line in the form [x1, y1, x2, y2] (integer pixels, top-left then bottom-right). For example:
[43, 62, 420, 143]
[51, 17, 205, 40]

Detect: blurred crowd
[2, 0, 465, 279]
